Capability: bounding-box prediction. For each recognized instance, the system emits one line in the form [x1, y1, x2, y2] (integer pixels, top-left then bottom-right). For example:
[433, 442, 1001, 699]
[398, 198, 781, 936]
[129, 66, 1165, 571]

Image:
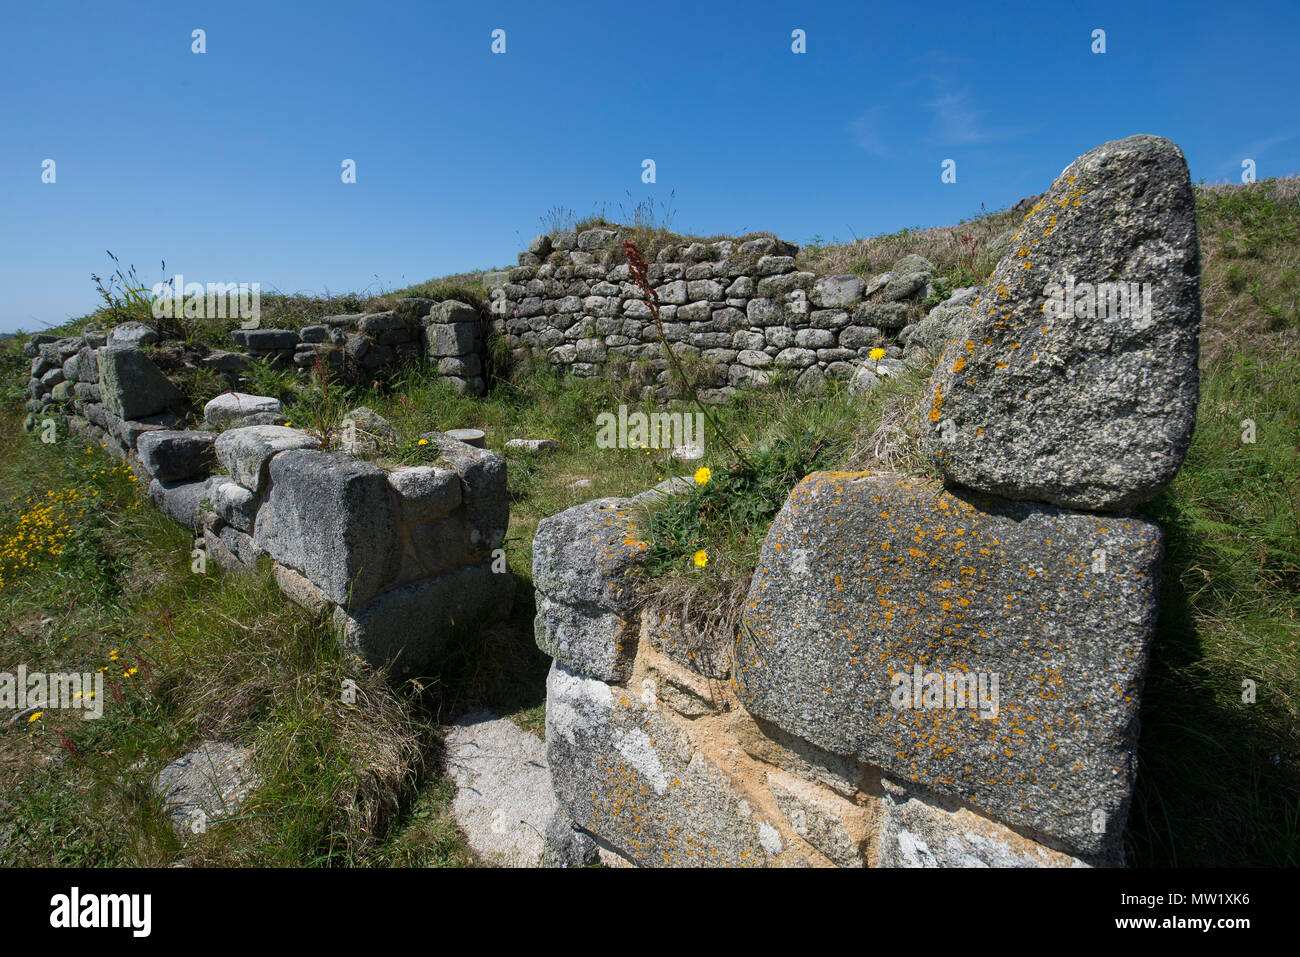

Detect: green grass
[2, 176, 1297, 867]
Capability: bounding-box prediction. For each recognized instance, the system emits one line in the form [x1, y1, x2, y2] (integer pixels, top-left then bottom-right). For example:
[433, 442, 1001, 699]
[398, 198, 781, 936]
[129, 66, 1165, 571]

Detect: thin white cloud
[1221, 133, 1294, 177]
[850, 107, 889, 156]
[924, 87, 1027, 146]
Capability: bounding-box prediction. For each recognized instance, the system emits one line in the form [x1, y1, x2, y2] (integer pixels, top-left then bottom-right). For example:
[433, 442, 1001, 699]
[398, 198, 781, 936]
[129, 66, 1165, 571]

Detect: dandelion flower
[417, 438, 428, 446]
[693, 467, 711, 486]
[869, 348, 886, 361]
[693, 550, 708, 568]
[27, 711, 42, 723]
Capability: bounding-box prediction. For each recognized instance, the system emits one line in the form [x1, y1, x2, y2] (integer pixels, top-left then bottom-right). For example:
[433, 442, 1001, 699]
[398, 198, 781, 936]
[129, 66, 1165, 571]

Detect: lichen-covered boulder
[545, 661, 789, 867]
[924, 135, 1200, 511]
[734, 471, 1163, 859]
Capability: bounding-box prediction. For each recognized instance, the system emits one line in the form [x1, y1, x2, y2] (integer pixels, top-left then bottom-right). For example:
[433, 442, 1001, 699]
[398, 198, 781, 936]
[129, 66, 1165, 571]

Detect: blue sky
[1, 0, 1296, 334]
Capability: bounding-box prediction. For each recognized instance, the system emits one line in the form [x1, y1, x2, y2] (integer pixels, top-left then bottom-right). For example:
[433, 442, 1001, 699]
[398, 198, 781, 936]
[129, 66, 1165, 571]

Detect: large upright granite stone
[546, 661, 789, 867]
[924, 135, 1200, 512]
[96, 346, 183, 420]
[532, 498, 647, 682]
[255, 449, 400, 608]
[418, 432, 508, 551]
[734, 471, 1163, 858]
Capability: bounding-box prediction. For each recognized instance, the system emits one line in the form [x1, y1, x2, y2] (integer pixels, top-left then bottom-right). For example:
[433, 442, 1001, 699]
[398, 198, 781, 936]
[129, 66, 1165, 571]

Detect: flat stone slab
[153, 742, 259, 835]
[204, 392, 283, 429]
[443, 710, 555, 867]
[924, 135, 1200, 511]
[735, 471, 1163, 858]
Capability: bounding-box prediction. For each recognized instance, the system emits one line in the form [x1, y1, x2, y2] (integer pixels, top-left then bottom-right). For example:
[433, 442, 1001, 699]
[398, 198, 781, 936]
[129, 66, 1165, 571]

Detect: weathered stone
[546, 661, 788, 867]
[203, 524, 260, 571]
[387, 466, 462, 523]
[214, 425, 318, 495]
[876, 780, 1090, 867]
[427, 322, 478, 357]
[212, 480, 259, 533]
[734, 471, 1162, 858]
[204, 392, 283, 429]
[334, 559, 513, 678]
[767, 770, 874, 867]
[154, 742, 259, 835]
[532, 498, 646, 682]
[444, 710, 556, 867]
[96, 347, 183, 420]
[848, 366, 881, 396]
[418, 433, 508, 550]
[853, 302, 909, 329]
[882, 272, 929, 302]
[146, 476, 217, 531]
[811, 275, 864, 308]
[136, 430, 217, 482]
[504, 438, 559, 454]
[925, 135, 1201, 512]
[255, 449, 400, 608]
[340, 406, 400, 455]
[106, 322, 158, 350]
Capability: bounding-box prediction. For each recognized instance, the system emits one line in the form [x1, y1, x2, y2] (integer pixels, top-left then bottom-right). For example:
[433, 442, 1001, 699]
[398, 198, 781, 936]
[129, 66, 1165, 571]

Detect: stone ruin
[488, 223, 956, 401]
[21, 326, 513, 679]
[535, 135, 1201, 867]
[19, 133, 1200, 867]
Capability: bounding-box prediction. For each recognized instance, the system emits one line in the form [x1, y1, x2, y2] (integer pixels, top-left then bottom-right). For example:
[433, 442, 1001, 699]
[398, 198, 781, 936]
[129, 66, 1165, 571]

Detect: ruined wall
[488, 228, 945, 400]
[536, 135, 1201, 868]
[227, 297, 492, 395]
[21, 330, 511, 679]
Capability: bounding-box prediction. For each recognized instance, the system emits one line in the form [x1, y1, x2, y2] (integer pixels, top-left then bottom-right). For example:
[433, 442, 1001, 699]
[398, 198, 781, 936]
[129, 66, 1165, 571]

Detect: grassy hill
[0, 177, 1295, 866]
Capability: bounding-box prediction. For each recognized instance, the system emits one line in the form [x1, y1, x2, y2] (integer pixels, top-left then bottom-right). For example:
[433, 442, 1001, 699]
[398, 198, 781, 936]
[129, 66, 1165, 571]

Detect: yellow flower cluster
[0, 487, 89, 588]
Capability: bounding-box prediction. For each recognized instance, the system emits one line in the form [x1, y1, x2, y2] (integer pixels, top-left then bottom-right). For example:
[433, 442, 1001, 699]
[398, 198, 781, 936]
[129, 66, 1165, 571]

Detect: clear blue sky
[1, 0, 1296, 334]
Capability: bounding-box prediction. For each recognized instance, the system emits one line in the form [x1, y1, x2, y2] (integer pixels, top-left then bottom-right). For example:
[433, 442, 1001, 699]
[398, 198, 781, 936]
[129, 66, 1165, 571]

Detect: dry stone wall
[227, 297, 492, 395]
[488, 229, 946, 400]
[535, 135, 1201, 868]
[21, 331, 512, 680]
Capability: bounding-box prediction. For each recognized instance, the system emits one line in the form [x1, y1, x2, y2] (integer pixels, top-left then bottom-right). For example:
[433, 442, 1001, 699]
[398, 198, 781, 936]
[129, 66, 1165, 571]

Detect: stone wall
[227, 297, 493, 395]
[487, 228, 947, 400]
[535, 135, 1201, 868]
[21, 331, 512, 679]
